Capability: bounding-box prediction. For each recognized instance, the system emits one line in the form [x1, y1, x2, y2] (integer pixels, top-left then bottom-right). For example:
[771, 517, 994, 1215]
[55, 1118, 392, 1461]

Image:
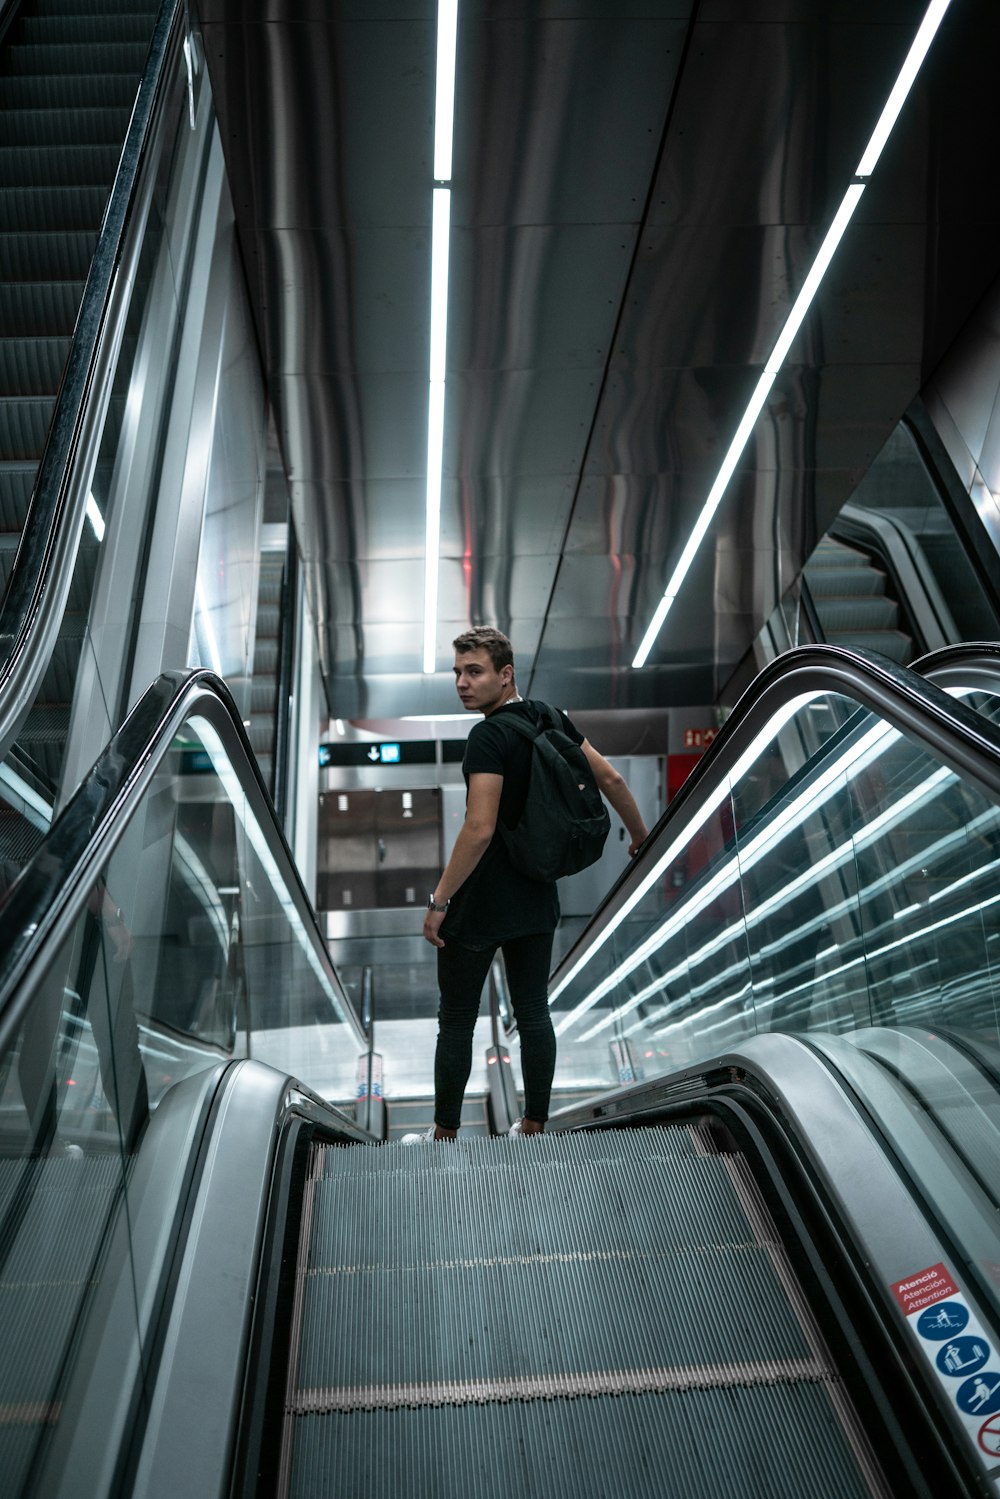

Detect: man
[422, 626, 648, 1140]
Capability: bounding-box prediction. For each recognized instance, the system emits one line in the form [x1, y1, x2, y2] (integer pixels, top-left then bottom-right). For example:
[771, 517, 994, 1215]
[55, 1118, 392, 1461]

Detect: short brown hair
[452, 626, 514, 675]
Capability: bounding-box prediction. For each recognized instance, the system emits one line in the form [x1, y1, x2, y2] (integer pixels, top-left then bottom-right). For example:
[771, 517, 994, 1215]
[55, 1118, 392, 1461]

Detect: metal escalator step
[247, 715, 275, 755]
[296, 1391, 882, 1499]
[3, 43, 150, 77]
[19, 702, 70, 743]
[0, 186, 109, 233]
[0, 280, 83, 333]
[824, 629, 911, 663]
[251, 676, 277, 712]
[255, 602, 281, 640]
[804, 564, 887, 598]
[254, 640, 279, 676]
[287, 1130, 888, 1499]
[0, 231, 96, 280]
[0, 806, 45, 862]
[816, 598, 899, 632]
[288, 1384, 881, 1499]
[0, 1156, 124, 1499]
[0, 73, 138, 110]
[0, 144, 123, 188]
[17, 0, 157, 13]
[0, 107, 131, 147]
[0, 338, 69, 396]
[256, 566, 284, 608]
[0, 462, 36, 528]
[0, 396, 55, 459]
[14, 14, 156, 47]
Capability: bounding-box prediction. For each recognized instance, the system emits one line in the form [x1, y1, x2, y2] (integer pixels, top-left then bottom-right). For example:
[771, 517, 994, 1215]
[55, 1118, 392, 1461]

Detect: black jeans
[434, 931, 556, 1131]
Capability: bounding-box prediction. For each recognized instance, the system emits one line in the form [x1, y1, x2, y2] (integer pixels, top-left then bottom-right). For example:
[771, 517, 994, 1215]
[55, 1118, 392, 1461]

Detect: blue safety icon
[956, 1372, 1000, 1417]
[917, 1301, 969, 1340]
[936, 1337, 990, 1378]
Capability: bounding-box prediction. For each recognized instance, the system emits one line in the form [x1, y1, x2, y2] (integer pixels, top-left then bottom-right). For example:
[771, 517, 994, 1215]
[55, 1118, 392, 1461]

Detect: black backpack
[496, 704, 611, 883]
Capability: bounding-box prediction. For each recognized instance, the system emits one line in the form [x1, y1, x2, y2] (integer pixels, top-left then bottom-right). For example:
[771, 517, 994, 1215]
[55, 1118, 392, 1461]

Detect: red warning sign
[979, 1414, 1000, 1457]
[891, 1263, 960, 1317]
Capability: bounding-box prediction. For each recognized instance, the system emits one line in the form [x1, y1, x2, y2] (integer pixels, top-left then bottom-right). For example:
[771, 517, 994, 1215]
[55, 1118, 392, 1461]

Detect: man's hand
[423, 908, 447, 948]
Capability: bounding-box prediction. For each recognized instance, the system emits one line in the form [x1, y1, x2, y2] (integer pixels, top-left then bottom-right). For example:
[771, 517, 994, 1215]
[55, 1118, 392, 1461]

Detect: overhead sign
[319, 740, 436, 768]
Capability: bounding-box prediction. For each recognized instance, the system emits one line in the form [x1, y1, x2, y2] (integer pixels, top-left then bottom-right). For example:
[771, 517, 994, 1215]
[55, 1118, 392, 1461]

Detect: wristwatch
[427, 893, 450, 912]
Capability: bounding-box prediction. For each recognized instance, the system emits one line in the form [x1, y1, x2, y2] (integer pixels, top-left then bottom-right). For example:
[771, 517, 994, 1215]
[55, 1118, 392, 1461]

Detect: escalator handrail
[0, 667, 367, 1055]
[550, 641, 1000, 993]
[0, 0, 182, 764]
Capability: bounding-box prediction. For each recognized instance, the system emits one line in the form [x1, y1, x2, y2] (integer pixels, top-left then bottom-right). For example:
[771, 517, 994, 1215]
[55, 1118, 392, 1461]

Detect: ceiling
[194, 0, 1000, 719]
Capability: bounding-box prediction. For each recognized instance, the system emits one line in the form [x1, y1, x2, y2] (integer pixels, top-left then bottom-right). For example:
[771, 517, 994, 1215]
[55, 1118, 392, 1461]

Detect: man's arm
[423, 772, 503, 948]
[581, 740, 649, 856]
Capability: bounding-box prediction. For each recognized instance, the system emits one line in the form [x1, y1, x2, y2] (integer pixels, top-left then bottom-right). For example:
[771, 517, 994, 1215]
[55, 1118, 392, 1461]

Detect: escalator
[4, 648, 1000, 1496]
[0, 0, 159, 819]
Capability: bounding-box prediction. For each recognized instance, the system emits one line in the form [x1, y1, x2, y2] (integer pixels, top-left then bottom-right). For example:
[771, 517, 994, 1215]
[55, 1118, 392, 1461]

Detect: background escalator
[0, 0, 157, 830]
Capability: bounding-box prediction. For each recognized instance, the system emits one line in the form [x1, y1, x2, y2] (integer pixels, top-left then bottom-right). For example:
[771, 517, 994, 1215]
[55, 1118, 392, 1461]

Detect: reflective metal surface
[194, 0, 1000, 717]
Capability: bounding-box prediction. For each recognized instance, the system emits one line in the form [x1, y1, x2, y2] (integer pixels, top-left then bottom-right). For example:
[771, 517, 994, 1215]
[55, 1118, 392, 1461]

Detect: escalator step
[805, 564, 888, 598]
[254, 640, 279, 676]
[0, 144, 123, 188]
[19, 702, 70, 742]
[0, 1156, 124, 1499]
[0, 73, 139, 110]
[286, 1130, 885, 1499]
[251, 677, 277, 714]
[824, 629, 911, 663]
[0, 281, 83, 333]
[0, 231, 96, 280]
[0, 186, 110, 233]
[14, 14, 156, 47]
[0, 337, 70, 396]
[0, 463, 36, 528]
[255, 602, 281, 640]
[3, 43, 150, 77]
[816, 598, 900, 632]
[17, 0, 157, 13]
[0, 107, 131, 147]
[289, 1384, 878, 1499]
[0, 397, 55, 459]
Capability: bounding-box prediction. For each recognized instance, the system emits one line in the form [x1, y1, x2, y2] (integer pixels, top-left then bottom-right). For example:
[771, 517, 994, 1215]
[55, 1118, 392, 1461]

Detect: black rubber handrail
[0, 0, 182, 763]
[0, 667, 367, 1057]
[550, 641, 1000, 995]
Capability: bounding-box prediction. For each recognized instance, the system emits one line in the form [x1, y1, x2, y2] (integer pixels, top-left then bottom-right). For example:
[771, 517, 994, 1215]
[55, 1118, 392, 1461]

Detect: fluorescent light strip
[632, 0, 951, 670]
[423, 0, 459, 675]
[434, 0, 459, 179]
[856, 0, 951, 176]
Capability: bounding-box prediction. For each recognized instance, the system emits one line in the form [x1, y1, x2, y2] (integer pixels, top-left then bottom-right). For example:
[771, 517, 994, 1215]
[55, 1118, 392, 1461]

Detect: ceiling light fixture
[632, 0, 952, 669]
[423, 0, 459, 675]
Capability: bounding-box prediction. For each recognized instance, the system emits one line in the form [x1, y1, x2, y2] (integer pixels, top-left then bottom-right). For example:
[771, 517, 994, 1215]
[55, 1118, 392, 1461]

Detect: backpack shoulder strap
[491, 708, 539, 742]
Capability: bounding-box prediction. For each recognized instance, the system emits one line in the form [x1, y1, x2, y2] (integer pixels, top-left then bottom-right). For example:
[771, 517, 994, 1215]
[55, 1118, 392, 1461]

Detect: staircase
[0, 0, 157, 808]
[278, 1127, 889, 1498]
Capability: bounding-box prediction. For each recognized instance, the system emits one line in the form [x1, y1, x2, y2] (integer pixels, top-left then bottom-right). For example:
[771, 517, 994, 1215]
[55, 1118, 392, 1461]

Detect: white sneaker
[401, 1124, 438, 1144]
[508, 1119, 524, 1138]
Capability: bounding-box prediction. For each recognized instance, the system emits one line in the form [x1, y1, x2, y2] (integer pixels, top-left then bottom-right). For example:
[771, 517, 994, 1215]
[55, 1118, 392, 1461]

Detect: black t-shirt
[440, 699, 585, 949]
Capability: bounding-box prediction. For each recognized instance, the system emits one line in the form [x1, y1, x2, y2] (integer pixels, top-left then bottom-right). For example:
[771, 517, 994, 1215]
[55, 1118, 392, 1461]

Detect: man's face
[453, 648, 512, 715]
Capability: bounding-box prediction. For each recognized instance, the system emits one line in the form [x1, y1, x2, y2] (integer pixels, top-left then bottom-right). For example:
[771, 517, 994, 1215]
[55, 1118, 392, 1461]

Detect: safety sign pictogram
[891, 1262, 1000, 1479]
[979, 1414, 1000, 1458]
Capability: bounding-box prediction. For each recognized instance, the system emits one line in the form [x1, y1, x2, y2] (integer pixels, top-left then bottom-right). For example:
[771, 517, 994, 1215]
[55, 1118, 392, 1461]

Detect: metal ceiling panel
[452, 13, 687, 227]
[195, 0, 1000, 718]
[257, 227, 431, 375]
[446, 224, 634, 373]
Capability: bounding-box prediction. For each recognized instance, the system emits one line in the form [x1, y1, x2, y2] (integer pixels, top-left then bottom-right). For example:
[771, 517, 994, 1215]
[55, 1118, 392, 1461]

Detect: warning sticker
[893, 1262, 1000, 1480]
